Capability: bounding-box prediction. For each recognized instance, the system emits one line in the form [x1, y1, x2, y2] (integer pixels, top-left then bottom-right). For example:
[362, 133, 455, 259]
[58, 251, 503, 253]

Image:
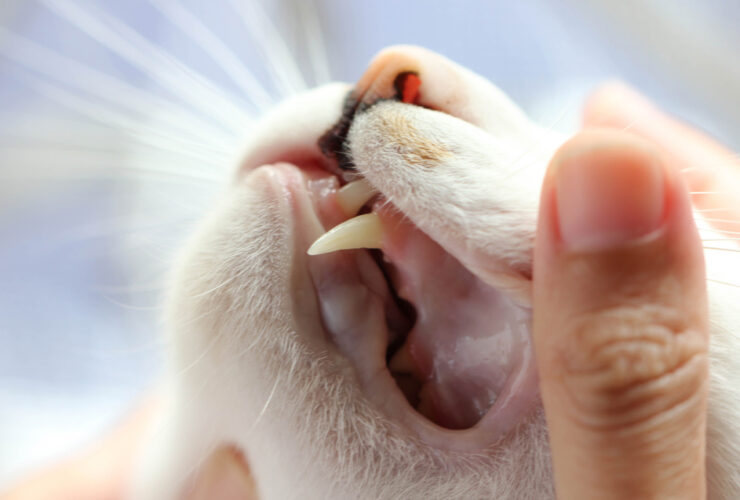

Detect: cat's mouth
[238, 60, 540, 449]
[303, 174, 534, 432]
[261, 155, 536, 450]
[310, 72, 536, 434]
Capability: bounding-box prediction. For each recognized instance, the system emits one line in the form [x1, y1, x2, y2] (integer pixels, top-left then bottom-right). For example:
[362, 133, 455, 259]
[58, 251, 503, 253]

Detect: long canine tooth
[335, 178, 377, 216]
[308, 213, 383, 256]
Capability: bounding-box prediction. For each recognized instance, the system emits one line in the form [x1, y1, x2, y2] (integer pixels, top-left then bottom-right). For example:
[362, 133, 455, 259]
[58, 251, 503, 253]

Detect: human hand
[533, 82, 740, 499]
[5, 84, 737, 500]
[1, 399, 256, 500]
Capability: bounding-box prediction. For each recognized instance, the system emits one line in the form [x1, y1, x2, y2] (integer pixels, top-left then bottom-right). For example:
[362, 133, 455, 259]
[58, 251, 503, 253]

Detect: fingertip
[539, 129, 677, 258]
[188, 447, 257, 500]
[537, 128, 703, 297]
[555, 130, 667, 251]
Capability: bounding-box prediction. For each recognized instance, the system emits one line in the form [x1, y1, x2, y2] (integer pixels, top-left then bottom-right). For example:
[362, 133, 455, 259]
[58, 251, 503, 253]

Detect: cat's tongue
[378, 207, 531, 429]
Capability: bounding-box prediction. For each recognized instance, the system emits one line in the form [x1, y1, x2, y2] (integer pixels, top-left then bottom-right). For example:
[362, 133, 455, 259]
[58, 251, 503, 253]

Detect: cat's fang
[335, 178, 377, 216]
[308, 213, 384, 255]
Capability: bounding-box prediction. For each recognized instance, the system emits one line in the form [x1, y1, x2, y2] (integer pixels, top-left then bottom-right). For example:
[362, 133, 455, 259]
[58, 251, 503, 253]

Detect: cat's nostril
[317, 70, 425, 172]
[316, 46, 432, 172]
[393, 72, 422, 104]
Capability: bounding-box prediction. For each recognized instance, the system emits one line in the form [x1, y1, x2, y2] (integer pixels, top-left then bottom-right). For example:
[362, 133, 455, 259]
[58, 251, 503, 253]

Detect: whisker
[41, 0, 252, 131]
[92, 282, 165, 294]
[707, 278, 740, 288]
[0, 27, 235, 143]
[695, 208, 740, 213]
[188, 265, 253, 300]
[54, 211, 201, 243]
[505, 98, 577, 180]
[172, 315, 224, 375]
[681, 159, 740, 172]
[681, 166, 702, 173]
[2, 137, 228, 174]
[1, 162, 222, 184]
[297, 0, 332, 85]
[1, 147, 225, 184]
[146, 0, 274, 111]
[22, 76, 233, 165]
[99, 293, 164, 311]
[0, 118, 232, 177]
[696, 218, 740, 224]
[227, 0, 307, 96]
[702, 246, 740, 253]
[699, 227, 740, 236]
[615, 116, 642, 133]
[247, 370, 283, 435]
[76, 338, 166, 356]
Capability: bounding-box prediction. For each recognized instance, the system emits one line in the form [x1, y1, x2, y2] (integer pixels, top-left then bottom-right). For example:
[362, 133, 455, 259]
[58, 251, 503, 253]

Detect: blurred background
[0, 0, 738, 490]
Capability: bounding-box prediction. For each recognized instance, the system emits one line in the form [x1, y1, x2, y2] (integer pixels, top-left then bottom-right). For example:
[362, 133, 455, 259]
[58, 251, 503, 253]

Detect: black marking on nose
[318, 71, 421, 171]
[318, 91, 359, 171]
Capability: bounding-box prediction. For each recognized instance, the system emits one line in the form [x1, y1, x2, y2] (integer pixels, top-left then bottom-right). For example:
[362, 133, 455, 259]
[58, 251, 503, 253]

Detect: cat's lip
[262, 162, 540, 451]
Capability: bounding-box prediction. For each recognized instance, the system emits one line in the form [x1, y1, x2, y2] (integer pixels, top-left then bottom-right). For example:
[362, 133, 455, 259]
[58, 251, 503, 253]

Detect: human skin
[535, 130, 708, 499]
[2, 83, 736, 499]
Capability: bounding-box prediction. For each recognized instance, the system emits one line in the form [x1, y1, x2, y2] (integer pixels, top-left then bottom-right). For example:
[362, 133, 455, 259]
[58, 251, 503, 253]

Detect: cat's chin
[256, 159, 540, 451]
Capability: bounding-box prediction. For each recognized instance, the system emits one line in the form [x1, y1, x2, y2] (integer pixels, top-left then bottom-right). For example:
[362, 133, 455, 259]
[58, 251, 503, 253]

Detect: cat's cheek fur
[130, 167, 556, 500]
[129, 46, 740, 499]
[130, 168, 301, 499]
[131, 167, 740, 500]
[703, 278, 740, 495]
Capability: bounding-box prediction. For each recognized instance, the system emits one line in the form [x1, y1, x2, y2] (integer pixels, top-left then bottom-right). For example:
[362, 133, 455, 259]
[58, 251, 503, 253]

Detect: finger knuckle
[555, 304, 708, 431]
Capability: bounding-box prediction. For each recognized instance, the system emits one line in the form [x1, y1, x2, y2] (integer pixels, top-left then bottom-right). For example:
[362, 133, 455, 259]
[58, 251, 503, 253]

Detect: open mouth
[239, 49, 541, 448]
[306, 177, 532, 431]
[296, 73, 532, 431]
[270, 70, 533, 441]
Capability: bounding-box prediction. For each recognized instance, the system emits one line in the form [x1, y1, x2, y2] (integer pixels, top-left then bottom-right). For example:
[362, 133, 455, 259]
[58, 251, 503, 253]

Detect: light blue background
[0, 0, 738, 488]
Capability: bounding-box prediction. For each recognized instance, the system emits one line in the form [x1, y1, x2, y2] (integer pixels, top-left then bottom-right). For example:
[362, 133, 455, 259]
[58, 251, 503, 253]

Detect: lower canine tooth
[335, 178, 377, 216]
[308, 213, 383, 255]
[389, 344, 415, 374]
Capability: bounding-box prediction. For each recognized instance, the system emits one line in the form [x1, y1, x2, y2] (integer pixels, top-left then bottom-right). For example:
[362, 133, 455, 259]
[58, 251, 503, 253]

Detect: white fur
[132, 49, 740, 499]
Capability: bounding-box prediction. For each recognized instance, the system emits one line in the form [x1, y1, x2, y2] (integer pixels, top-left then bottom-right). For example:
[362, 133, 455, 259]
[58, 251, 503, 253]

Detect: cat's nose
[353, 45, 535, 140]
[353, 45, 428, 107]
[353, 45, 466, 112]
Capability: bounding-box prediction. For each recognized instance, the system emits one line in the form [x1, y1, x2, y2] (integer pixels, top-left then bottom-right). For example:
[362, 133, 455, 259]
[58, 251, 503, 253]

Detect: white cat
[132, 46, 740, 499]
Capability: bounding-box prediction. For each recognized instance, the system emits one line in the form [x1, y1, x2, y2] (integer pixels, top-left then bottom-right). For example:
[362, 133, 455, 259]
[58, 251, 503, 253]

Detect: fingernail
[555, 139, 666, 250]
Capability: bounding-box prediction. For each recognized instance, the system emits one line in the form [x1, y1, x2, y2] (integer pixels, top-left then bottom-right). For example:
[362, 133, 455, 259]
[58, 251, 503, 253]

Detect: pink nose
[353, 46, 426, 106]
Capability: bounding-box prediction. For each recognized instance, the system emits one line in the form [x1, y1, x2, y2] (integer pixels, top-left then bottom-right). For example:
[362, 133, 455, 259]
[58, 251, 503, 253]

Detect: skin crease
[535, 131, 709, 498]
[5, 49, 738, 498]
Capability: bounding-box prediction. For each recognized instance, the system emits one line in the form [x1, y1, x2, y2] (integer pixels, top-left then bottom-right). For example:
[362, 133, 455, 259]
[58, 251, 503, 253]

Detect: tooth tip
[306, 243, 323, 256]
[337, 178, 377, 216]
[306, 212, 383, 256]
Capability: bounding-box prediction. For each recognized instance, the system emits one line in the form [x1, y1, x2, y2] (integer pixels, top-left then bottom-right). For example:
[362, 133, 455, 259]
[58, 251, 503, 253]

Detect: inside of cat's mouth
[303, 178, 530, 430]
[299, 74, 532, 431]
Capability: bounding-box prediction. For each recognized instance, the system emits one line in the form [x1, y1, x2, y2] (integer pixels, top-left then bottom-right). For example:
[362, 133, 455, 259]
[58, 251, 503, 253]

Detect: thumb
[534, 129, 709, 499]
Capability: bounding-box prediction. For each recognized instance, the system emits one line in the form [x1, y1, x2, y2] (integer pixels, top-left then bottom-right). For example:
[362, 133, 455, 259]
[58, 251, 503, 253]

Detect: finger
[534, 129, 709, 499]
[583, 82, 740, 234]
[186, 446, 257, 500]
[1, 398, 158, 500]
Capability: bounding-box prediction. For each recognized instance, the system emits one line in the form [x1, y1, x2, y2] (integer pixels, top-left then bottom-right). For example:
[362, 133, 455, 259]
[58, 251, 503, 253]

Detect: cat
[131, 46, 740, 499]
